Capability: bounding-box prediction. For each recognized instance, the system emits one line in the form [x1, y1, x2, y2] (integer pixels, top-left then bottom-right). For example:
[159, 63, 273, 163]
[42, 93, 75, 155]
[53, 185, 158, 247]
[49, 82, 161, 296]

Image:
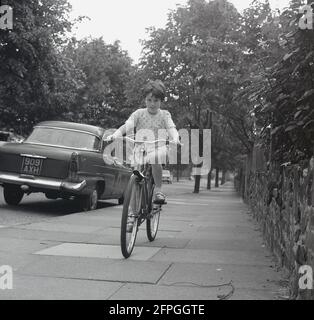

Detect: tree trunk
[221, 170, 226, 185]
[177, 165, 179, 182]
[207, 169, 212, 190]
[215, 168, 219, 188]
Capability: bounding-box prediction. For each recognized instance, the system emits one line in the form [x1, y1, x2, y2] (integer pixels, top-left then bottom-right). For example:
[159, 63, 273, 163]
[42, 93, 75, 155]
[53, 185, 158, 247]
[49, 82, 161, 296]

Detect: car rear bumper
[0, 172, 86, 192]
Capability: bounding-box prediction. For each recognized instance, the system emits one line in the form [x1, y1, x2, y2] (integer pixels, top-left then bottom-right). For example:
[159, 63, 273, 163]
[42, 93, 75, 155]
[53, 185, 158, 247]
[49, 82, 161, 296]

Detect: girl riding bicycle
[107, 80, 180, 204]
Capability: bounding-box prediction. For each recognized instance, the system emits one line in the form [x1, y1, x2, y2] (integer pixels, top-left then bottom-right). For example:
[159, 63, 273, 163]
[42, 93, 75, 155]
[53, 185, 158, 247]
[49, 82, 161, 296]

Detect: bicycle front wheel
[121, 174, 142, 258]
[146, 183, 160, 242]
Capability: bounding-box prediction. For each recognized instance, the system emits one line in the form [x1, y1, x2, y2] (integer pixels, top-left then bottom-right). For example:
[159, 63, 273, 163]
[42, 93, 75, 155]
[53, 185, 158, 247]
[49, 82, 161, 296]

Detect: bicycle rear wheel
[121, 174, 142, 258]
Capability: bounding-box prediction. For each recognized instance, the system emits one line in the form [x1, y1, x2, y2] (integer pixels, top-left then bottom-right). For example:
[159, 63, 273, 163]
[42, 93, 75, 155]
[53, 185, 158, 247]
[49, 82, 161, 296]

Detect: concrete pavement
[0, 180, 288, 300]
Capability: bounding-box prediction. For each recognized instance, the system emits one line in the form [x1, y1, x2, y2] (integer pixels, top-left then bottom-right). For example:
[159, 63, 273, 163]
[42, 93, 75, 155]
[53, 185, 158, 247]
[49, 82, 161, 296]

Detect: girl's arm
[163, 110, 180, 143]
[109, 110, 138, 140]
[112, 124, 126, 139]
[168, 127, 180, 144]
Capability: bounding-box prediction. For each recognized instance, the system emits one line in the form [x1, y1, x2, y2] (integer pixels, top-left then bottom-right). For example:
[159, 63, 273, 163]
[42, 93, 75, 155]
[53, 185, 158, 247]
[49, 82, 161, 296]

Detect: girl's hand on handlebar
[170, 139, 183, 147]
[105, 134, 116, 142]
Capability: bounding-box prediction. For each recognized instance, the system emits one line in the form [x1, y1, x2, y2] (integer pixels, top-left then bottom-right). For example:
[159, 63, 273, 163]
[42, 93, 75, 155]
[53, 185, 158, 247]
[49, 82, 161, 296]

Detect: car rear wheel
[3, 185, 24, 206]
[80, 186, 98, 212]
[45, 192, 59, 200]
[118, 195, 124, 205]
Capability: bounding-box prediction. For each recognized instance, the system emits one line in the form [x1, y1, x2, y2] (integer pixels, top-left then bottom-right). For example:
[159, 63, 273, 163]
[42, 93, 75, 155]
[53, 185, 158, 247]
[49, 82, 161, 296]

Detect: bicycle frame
[132, 147, 155, 225]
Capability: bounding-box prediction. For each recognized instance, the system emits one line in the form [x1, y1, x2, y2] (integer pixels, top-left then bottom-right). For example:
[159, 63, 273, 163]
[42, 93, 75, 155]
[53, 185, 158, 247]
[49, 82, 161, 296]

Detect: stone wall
[236, 157, 314, 300]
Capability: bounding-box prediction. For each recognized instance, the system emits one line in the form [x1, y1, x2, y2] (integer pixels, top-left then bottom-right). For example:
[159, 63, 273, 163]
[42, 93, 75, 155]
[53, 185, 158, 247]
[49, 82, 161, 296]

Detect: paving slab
[19, 255, 171, 284]
[197, 225, 257, 233]
[175, 219, 256, 228]
[109, 283, 222, 300]
[88, 234, 190, 249]
[94, 227, 182, 239]
[0, 251, 41, 271]
[109, 282, 279, 300]
[51, 216, 120, 228]
[158, 263, 282, 291]
[34, 243, 162, 261]
[167, 201, 210, 206]
[0, 275, 123, 300]
[150, 248, 275, 266]
[173, 229, 264, 241]
[16, 222, 103, 234]
[0, 227, 97, 243]
[230, 288, 280, 300]
[0, 237, 59, 254]
[186, 238, 266, 251]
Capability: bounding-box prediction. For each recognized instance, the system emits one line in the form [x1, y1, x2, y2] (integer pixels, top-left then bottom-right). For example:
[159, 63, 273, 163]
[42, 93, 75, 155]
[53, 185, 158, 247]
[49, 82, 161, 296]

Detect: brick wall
[236, 157, 314, 300]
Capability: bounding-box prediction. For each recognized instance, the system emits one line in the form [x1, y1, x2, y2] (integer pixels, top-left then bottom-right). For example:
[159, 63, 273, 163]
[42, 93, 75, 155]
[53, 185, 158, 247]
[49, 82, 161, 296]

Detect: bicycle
[118, 136, 179, 258]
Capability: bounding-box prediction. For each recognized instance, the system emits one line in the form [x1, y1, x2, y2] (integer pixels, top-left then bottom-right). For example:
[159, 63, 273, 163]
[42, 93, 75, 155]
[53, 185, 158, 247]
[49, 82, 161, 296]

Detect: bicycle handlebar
[104, 135, 183, 146]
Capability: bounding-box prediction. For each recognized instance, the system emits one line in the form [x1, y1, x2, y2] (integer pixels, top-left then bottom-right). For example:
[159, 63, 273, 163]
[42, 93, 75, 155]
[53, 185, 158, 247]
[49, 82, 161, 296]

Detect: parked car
[0, 121, 132, 211]
[0, 130, 24, 143]
[162, 170, 173, 184]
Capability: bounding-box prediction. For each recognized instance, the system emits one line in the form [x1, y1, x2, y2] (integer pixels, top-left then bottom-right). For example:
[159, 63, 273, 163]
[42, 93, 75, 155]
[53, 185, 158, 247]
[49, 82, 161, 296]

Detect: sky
[69, 0, 290, 63]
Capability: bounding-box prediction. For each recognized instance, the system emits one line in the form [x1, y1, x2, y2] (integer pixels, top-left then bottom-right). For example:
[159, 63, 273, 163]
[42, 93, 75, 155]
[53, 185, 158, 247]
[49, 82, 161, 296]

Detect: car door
[101, 137, 132, 197]
[110, 160, 132, 197]
[80, 151, 115, 198]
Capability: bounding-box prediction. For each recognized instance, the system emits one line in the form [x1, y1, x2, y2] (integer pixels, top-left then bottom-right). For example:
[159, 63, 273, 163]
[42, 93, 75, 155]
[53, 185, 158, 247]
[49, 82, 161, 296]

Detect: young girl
[108, 80, 179, 204]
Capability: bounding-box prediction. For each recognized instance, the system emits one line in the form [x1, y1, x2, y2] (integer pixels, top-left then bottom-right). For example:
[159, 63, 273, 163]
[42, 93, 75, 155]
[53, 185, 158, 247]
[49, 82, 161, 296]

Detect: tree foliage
[0, 0, 81, 134]
[138, 0, 249, 191]
[63, 38, 133, 128]
[1, 0, 312, 178]
[242, 0, 314, 163]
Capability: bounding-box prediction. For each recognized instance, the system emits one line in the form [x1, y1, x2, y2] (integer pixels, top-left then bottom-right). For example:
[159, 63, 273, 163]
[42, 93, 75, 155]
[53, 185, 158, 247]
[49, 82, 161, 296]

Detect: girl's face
[145, 93, 161, 114]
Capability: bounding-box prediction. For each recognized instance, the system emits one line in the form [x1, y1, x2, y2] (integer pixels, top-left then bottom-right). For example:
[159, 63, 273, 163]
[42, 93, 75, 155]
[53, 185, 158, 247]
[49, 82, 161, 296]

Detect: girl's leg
[151, 164, 166, 204]
[152, 164, 162, 193]
[148, 146, 167, 203]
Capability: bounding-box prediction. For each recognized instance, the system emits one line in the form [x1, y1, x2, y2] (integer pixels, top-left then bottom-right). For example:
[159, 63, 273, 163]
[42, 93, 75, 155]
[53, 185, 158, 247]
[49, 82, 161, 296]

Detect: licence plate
[21, 157, 43, 176]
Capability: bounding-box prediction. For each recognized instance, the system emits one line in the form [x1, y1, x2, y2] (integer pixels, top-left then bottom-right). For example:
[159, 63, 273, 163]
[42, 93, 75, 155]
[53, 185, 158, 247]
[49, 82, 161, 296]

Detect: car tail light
[69, 152, 80, 181]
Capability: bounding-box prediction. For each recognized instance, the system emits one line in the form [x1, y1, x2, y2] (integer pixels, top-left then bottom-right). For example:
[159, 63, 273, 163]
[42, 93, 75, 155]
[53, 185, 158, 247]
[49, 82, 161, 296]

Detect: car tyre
[45, 192, 58, 200]
[118, 195, 124, 205]
[3, 185, 24, 206]
[80, 186, 98, 212]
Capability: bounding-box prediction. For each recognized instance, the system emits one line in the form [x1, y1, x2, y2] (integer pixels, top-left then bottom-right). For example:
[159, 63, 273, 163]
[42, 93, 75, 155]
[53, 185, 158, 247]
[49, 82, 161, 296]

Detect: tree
[0, 0, 82, 134]
[140, 0, 247, 192]
[63, 38, 133, 128]
[241, 0, 314, 164]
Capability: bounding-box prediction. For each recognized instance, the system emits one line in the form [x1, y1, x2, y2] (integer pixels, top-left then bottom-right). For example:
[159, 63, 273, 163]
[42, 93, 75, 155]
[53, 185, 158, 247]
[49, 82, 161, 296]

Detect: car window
[163, 170, 170, 175]
[25, 127, 101, 151]
[0, 132, 10, 141]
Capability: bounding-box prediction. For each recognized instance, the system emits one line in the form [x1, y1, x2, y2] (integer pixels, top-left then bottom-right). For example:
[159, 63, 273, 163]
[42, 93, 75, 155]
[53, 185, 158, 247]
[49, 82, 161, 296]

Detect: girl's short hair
[143, 80, 166, 101]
